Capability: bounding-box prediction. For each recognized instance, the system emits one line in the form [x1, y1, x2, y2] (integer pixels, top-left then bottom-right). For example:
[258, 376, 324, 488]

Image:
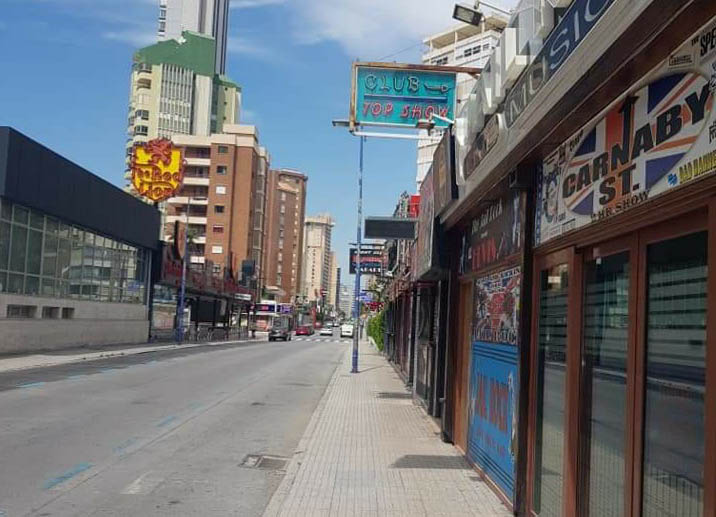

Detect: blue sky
[0, 0, 512, 284]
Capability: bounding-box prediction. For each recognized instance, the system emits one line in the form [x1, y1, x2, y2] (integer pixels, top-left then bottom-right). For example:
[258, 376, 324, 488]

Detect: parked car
[319, 326, 333, 336]
[340, 324, 354, 338]
[295, 325, 314, 336]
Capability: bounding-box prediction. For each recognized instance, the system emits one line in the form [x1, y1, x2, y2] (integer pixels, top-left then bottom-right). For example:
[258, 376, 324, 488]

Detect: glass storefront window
[0, 199, 148, 305]
[642, 231, 706, 517]
[533, 263, 569, 517]
[10, 226, 28, 272]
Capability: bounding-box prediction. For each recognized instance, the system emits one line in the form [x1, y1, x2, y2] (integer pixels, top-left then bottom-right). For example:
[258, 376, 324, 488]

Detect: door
[578, 239, 635, 517]
[530, 249, 575, 517]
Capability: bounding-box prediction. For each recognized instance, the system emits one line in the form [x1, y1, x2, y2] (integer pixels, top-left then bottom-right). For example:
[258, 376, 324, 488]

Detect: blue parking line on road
[157, 415, 177, 427]
[112, 437, 138, 455]
[43, 462, 93, 490]
[17, 382, 45, 389]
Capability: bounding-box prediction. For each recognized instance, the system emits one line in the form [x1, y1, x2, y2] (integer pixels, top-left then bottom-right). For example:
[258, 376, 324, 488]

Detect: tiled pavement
[263, 342, 511, 517]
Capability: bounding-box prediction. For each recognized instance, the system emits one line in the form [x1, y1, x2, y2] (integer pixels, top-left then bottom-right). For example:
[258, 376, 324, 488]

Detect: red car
[295, 325, 314, 336]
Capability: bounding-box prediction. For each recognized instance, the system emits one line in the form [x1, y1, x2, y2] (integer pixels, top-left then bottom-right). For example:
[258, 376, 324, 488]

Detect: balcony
[183, 177, 210, 186]
[167, 196, 209, 205]
[193, 235, 207, 245]
[185, 156, 211, 167]
[165, 215, 207, 225]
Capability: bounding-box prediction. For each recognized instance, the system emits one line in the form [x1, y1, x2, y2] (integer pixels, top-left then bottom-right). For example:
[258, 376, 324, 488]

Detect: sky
[0, 0, 513, 287]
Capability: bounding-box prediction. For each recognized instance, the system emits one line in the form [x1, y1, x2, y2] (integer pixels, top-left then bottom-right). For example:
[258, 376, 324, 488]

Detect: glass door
[579, 248, 632, 516]
[640, 230, 707, 516]
[532, 256, 570, 517]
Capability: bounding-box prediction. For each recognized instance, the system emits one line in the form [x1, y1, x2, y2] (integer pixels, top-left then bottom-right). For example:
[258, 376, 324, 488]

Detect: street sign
[351, 62, 469, 129]
[350, 248, 384, 275]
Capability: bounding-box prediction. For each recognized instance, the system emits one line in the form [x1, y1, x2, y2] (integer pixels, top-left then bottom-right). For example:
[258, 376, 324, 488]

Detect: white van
[340, 323, 354, 338]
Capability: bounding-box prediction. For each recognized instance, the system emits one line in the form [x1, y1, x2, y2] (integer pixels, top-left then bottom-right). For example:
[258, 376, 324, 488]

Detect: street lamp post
[351, 135, 365, 374]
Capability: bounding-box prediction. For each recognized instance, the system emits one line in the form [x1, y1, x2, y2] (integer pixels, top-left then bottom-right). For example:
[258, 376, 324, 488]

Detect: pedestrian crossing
[291, 337, 352, 344]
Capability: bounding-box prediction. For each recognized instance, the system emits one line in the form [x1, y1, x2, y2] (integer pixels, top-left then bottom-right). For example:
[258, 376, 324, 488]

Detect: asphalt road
[0, 336, 347, 517]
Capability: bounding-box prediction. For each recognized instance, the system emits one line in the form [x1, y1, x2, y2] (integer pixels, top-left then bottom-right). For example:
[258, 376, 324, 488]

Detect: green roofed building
[124, 30, 242, 185]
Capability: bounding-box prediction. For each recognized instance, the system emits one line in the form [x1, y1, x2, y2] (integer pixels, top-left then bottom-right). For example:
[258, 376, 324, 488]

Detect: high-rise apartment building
[262, 169, 308, 303]
[416, 15, 507, 187]
[338, 284, 352, 318]
[164, 124, 269, 296]
[301, 214, 334, 303]
[158, 0, 229, 74]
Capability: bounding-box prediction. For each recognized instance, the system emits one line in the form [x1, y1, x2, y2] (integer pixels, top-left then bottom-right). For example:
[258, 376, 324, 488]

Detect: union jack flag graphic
[564, 73, 713, 215]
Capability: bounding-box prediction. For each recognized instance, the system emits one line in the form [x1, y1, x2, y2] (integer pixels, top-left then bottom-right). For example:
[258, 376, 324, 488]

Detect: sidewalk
[0, 335, 260, 374]
[264, 343, 511, 517]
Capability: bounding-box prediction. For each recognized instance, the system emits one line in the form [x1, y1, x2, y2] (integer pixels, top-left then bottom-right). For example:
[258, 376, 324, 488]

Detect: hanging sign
[536, 22, 716, 246]
[131, 138, 185, 202]
[351, 62, 461, 128]
[463, 114, 502, 180]
[349, 248, 384, 275]
[432, 128, 458, 215]
[415, 166, 437, 279]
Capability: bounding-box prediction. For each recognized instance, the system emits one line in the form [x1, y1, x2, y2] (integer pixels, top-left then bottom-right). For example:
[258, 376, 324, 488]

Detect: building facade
[0, 128, 159, 354]
[165, 124, 268, 297]
[416, 14, 507, 187]
[262, 169, 308, 303]
[158, 0, 230, 74]
[301, 214, 334, 303]
[384, 1, 716, 515]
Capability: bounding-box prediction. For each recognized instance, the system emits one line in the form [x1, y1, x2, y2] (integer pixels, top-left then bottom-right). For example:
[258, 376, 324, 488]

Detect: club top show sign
[351, 62, 468, 129]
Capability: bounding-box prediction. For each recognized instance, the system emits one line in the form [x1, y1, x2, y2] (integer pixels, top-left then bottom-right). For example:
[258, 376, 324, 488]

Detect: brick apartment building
[262, 169, 307, 303]
[165, 124, 269, 296]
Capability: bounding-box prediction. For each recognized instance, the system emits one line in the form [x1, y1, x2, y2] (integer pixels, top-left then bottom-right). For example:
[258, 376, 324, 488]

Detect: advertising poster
[460, 191, 524, 275]
[536, 20, 716, 246]
[468, 341, 518, 501]
[472, 267, 520, 346]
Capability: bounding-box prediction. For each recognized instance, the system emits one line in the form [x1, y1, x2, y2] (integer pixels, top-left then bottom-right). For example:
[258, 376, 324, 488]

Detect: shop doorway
[529, 212, 709, 517]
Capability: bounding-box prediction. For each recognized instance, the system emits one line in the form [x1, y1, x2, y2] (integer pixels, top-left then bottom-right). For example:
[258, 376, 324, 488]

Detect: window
[134, 125, 148, 136]
[483, 43, 490, 50]
[213, 225, 224, 234]
[281, 192, 287, 202]
[278, 239, 284, 249]
[217, 145, 229, 154]
[61, 307, 74, 319]
[7, 304, 36, 318]
[216, 165, 227, 175]
[214, 205, 225, 214]
[135, 109, 149, 120]
[463, 48, 472, 58]
[42, 306, 60, 319]
[212, 245, 223, 254]
[280, 204, 285, 214]
[216, 185, 226, 195]
[213, 264, 221, 274]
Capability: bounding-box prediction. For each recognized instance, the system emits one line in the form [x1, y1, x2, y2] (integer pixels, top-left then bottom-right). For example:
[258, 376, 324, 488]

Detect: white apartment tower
[301, 214, 334, 303]
[416, 14, 508, 187]
[158, 0, 230, 74]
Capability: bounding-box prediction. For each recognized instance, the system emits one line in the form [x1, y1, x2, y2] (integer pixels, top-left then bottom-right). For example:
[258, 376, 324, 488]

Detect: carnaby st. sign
[535, 20, 716, 246]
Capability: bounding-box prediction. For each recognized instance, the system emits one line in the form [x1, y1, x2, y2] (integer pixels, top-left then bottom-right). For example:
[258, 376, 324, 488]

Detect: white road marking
[121, 471, 165, 495]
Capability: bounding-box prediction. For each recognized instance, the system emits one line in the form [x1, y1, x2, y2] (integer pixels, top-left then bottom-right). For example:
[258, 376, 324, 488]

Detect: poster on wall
[468, 341, 518, 501]
[467, 265, 521, 501]
[472, 266, 520, 345]
[459, 191, 524, 275]
[535, 19, 716, 246]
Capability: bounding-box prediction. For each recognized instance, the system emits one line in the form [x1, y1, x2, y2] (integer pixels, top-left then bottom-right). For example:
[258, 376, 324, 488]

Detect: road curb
[0, 339, 261, 374]
[262, 346, 348, 517]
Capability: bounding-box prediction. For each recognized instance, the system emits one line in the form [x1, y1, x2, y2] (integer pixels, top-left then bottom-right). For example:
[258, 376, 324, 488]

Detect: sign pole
[352, 136, 364, 374]
[176, 197, 190, 343]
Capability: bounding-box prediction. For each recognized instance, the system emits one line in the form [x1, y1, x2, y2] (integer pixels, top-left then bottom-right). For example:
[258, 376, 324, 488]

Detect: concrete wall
[0, 293, 149, 355]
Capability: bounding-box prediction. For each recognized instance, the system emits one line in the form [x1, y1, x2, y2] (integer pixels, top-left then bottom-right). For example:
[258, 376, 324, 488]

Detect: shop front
[526, 19, 716, 516]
